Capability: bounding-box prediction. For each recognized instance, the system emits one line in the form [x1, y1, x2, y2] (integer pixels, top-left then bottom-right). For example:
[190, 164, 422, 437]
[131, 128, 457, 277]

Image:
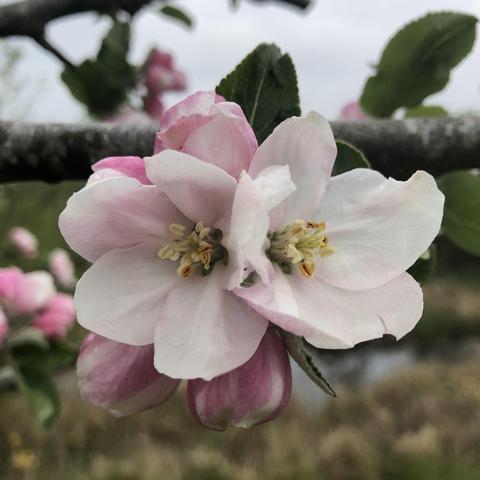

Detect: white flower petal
[59, 177, 184, 262]
[145, 150, 237, 228]
[249, 112, 336, 224]
[75, 244, 179, 345]
[235, 270, 423, 349]
[154, 269, 268, 380]
[315, 169, 444, 290]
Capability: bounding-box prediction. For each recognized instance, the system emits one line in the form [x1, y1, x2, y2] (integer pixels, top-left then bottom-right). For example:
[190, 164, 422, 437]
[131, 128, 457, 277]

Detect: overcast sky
[3, 0, 480, 122]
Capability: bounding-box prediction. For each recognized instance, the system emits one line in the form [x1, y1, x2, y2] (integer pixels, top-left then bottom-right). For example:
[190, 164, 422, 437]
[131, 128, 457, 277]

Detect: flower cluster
[109, 48, 186, 124]
[0, 228, 77, 345]
[60, 91, 444, 430]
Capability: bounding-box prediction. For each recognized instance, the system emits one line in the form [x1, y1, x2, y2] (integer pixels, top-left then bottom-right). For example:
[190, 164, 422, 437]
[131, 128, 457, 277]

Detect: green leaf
[6, 327, 48, 350]
[407, 245, 437, 284]
[11, 342, 77, 373]
[61, 20, 136, 117]
[17, 366, 60, 429]
[404, 105, 448, 118]
[281, 330, 336, 397]
[360, 12, 477, 117]
[160, 5, 193, 28]
[216, 43, 300, 143]
[332, 140, 370, 176]
[438, 170, 480, 256]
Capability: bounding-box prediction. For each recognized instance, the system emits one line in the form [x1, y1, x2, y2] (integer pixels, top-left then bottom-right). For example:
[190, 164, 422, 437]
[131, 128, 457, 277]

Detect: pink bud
[187, 329, 292, 431]
[77, 334, 180, 416]
[0, 307, 8, 346]
[12, 271, 56, 315]
[8, 227, 39, 259]
[0, 268, 55, 315]
[143, 94, 165, 122]
[32, 293, 75, 339]
[144, 49, 187, 95]
[48, 248, 77, 289]
[338, 101, 369, 122]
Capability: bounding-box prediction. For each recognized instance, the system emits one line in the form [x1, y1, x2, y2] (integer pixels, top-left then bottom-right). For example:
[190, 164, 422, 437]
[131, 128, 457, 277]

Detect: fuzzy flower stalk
[59, 91, 444, 429]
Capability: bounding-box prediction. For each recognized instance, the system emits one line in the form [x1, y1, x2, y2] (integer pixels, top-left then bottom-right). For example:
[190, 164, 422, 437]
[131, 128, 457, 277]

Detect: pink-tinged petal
[12, 271, 55, 315]
[59, 176, 187, 263]
[32, 293, 76, 339]
[8, 227, 38, 259]
[77, 334, 180, 416]
[338, 101, 369, 122]
[235, 271, 423, 349]
[154, 268, 268, 381]
[0, 267, 24, 307]
[226, 167, 295, 289]
[315, 169, 444, 290]
[0, 307, 8, 346]
[144, 49, 186, 94]
[48, 248, 76, 289]
[145, 150, 237, 228]
[159, 91, 224, 130]
[187, 329, 291, 430]
[154, 91, 257, 179]
[249, 112, 336, 223]
[75, 244, 179, 346]
[92, 156, 152, 185]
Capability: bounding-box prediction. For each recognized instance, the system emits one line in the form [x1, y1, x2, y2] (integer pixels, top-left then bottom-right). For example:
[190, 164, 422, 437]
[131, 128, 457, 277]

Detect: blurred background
[0, 0, 479, 479]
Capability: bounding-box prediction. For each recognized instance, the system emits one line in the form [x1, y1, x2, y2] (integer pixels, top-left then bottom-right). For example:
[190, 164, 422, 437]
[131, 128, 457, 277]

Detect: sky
[2, 0, 480, 122]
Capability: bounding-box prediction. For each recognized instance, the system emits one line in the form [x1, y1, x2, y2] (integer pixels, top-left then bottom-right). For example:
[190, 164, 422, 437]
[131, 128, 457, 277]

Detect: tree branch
[0, 117, 479, 183]
[0, 0, 155, 38]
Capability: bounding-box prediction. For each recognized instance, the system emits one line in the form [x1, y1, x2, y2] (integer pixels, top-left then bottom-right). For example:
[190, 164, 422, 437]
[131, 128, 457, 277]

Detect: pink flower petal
[8, 227, 39, 259]
[77, 334, 180, 416]
[12, 271, 56, 315]
[154, 268, 269, 380]
[187, 329, 291, 430]
[145, 150, 237, 228]
[314, 169, 444, 290]
[235, 271, 423, 349]
[59, 176, 187, 262]
[154, 91, 257, 179]
[32, 293, 76, 339]
[92, 156, 152, 185]
[249, 112, 336, 225]
[48, 248, 76, 289]
[337, 101, 369, 122]
[75, 244, 179, 346]
[0, 307, 8, 346]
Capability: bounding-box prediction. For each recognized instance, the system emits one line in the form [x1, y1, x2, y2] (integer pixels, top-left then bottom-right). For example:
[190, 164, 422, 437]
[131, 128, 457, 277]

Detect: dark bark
[0, 117, 479, 183]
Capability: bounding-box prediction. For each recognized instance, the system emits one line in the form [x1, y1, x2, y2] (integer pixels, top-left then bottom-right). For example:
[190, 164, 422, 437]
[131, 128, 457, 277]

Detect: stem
[33, 35, 75, 70]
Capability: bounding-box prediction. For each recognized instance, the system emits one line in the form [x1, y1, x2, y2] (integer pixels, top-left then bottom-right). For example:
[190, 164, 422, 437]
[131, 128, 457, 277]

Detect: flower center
[158, 221, 228, 278]
[266, 220, 335, 278]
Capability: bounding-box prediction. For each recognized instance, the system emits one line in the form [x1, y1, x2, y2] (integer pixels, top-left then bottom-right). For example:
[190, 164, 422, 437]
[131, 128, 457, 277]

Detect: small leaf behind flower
[438, 170, 480, 256]
[360, 12, 478, 117]
[332, 141, 370, 176]
[16, 366, 60, 429]
[216, 43, 300, 143]
[407, 245, 437, 284]
[281, 330, 336, 397]
[160, 5, 194, 28]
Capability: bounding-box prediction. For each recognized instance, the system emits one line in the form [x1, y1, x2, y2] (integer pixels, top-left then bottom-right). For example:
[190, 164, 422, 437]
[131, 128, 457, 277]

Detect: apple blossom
[0, 307, 8, 346]
[0, 267, 55, 315]
[59, 92, 276, 382]
[49, 248, 77, 289]
[338, 101, 369, 122]
[32, 293, 75, 339]
[231, 112, 444, 349]
[187, 329, 292, 430]
[144, 49, 187, 95]
[7, 227, 38, 259]
[77, 333, 180, 416]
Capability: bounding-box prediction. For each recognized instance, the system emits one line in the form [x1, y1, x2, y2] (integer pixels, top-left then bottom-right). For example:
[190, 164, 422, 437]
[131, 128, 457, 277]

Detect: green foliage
[16, 365, 60, 429]
[11, 342, 77, 373]
[61, 20, 136, 117]
[332, 140, 370, 176]
[160, 5, 194, 28]
[216, 43, 300, 143]
[404, 105, 449, 118]
[281, 331, 336, 397]
[360, 12, 478, 117]
[438, 170, 480, 256]
[408, 245, 437, 284]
